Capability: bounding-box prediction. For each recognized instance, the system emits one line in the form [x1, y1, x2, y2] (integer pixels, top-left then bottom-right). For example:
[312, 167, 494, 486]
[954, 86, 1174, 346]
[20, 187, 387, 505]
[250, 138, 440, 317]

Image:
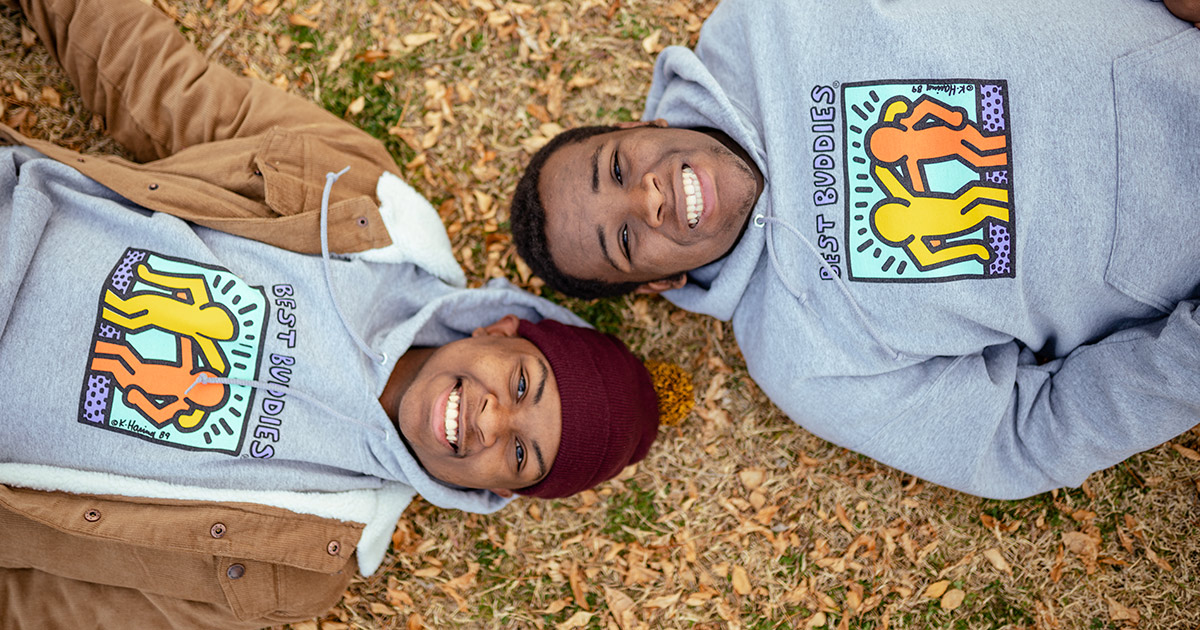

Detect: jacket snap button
[148, 183, 159, 190]
[83, 509, 101, 522]
[226, 564, 245, 580]
[327, 540, 340, 555]
[356, 217, 368, 227]
[210, 523, 226, 538]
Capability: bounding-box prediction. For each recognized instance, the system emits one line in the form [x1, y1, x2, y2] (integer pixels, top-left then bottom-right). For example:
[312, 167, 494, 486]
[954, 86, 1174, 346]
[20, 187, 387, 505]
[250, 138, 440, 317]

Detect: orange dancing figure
[866, 95, 1009, 192]
[90, 338, 228, 430]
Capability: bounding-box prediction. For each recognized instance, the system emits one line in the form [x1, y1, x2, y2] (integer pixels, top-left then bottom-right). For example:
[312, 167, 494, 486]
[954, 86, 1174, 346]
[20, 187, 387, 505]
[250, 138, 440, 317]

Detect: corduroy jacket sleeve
[0, 484, 364, 630]
[5, 0, 402, 254]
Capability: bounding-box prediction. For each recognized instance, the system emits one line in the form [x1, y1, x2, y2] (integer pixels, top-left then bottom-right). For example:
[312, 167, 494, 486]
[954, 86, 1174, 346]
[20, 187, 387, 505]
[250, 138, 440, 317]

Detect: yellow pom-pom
[644, 360, 694, 426]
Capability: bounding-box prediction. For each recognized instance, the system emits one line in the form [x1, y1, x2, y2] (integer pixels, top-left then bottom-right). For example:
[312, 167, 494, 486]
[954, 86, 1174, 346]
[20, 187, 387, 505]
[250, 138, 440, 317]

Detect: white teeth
[682, 166, 703, 228]
[444, 385, 460, 448]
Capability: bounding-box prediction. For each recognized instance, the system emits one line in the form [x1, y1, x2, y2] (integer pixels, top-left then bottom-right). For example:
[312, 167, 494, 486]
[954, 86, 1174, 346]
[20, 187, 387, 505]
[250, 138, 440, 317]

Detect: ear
[634, 274, 687, 294]
[473, 313, 522, 338]
[614, 118, 669, 130]
[489, 488, 515, 498]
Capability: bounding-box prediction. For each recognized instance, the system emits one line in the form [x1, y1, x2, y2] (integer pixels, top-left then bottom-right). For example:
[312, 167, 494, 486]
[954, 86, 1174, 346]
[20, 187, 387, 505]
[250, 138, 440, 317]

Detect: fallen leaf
[403, 32, 440, 48]
[1050, 544, 1065, 583]
[1106, 597, 1140, 623]
[252, 0, 280, 16]
[1062, 531, 1100, 574]
[326, 36, 353, 75]
[567, 74, 599, 89]
[983, 547, 1012, 575]
[346, 95, 366, 116]
[1070, 509, 1097, 523]
[1116, 525, 1135, 555]
[288, 14, 319, 28]
[1144, 545, 1173, 572]
[940, 589, 966, 611]
[40, 86, 61, 109]
[641, 28, 662, 54]
[540, 599, 570, 614]
[835, 504, 856, 533]
[604, 587, 636, 630]
[556, 611, 594, 630]
[386, 585, 413, 608]
[738, 468, 765, 491]
[227, 0, 246, 14]
[1171, 443, 1200, 460]
[406, 613, 424, 630]
[568, 562, 588, 611]
[20, 25, 37, 48]
[806, 612, 827, 628]
[731, 566, 751, 595]
[924, 580, 950, 599]
[643, 592, 681, 609]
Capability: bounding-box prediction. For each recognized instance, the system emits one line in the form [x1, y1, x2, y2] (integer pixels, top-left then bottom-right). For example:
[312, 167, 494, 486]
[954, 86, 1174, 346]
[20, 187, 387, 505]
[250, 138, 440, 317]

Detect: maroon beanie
[515, 319, 659, 499]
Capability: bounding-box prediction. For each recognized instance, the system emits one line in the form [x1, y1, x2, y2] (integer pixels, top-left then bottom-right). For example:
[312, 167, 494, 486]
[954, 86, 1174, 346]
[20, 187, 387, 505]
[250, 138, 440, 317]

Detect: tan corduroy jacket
[1, 0, 417, 627]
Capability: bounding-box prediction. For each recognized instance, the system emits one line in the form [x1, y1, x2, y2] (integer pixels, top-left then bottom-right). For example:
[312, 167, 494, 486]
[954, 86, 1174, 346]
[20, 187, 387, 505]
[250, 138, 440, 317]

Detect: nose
[474, 393, 512, 450]
[635, 171, 665, 228]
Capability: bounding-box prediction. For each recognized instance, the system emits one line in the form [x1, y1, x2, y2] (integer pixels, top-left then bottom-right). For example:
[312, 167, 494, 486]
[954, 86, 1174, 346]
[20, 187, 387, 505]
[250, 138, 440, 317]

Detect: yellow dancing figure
[870, 165, 1010, 270]
[102, 262, 235, 373]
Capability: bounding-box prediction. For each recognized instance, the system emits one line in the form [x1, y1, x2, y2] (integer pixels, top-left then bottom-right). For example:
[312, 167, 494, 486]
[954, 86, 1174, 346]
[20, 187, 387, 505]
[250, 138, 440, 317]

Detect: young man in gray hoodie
[0, 0, 674, 626]
[511, 0, 1200, 500]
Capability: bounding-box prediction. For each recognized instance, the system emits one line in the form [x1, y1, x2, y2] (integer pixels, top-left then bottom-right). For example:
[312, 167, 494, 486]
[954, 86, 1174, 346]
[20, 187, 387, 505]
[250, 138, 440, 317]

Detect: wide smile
[680, 164, 708, 229]
[436, 379, 464, 454]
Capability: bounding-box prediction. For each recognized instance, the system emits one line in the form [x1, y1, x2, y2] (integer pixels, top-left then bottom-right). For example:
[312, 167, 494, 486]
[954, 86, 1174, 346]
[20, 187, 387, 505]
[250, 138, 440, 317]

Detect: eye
[516, 369, 528, 401]
[515, 439, 526, 469]
[620, 225, 630, 262]
[612, 148, 623, 185]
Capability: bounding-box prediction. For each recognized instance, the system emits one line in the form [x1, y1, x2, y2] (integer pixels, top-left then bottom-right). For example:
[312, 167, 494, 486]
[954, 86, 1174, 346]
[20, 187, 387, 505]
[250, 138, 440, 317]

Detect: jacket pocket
[1105, 29, 1200, 313]
[257, 127, 310, 216]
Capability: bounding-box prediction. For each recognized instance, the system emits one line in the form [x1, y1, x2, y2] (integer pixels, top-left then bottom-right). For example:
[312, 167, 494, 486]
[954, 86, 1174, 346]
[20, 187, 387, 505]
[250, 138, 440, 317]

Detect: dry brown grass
[4, 1, 1198, 628]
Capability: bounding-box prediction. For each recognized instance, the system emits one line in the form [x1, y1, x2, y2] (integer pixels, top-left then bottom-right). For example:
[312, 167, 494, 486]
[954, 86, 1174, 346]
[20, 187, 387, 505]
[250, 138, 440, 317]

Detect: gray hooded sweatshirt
[648, 0, 1200, 498]
[0, 146, 588, 524]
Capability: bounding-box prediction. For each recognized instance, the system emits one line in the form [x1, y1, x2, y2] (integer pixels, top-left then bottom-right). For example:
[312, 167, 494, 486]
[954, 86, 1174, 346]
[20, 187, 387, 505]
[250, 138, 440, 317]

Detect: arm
[782, 301, 1200, 499]
[15, 0, 358, 161]
[1164, 0, 1200, 24]
[900, 96, 965, 129]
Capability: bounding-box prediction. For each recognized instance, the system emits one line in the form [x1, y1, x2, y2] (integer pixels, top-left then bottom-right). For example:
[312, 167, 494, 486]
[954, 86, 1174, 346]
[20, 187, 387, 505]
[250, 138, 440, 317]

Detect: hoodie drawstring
[185, 374, 388, 437]
[320, 167, 388, 365]
[755, 211, 901, 362]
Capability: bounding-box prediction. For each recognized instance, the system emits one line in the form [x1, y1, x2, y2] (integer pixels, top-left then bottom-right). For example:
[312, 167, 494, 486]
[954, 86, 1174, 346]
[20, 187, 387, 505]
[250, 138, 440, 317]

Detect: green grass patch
[602, 480, 660, 543]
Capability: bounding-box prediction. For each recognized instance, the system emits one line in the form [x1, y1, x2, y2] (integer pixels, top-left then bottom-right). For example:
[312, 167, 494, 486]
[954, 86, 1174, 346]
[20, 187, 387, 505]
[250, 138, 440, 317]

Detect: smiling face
[538, 124, 763, 288]
[387, 316, 562, 495]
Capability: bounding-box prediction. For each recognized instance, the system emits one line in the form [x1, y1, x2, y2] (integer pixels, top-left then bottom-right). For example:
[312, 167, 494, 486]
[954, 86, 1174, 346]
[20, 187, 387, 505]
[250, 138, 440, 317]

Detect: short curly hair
[510, 124, 646, 300]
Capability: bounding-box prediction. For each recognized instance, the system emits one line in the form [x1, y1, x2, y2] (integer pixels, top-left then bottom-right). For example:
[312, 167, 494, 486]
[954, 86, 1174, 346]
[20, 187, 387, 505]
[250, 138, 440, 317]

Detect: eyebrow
[534, 357, 548, 405]
[597, 227, 621, 272]
[590, 143, 602, 192]
[533, 441, 547, 482]
[530, 358, 549, 480]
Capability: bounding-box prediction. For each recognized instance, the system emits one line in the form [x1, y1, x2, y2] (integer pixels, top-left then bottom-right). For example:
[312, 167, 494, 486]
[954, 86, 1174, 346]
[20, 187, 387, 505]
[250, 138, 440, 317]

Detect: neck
[378, 346, 436, 430]
[698, 126, 765, 198]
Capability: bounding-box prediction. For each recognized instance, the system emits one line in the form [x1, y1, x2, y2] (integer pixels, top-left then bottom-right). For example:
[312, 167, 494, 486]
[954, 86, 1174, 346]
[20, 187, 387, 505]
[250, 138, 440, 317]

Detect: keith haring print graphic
[843, 80, 1014, 282]
[78, 248, 268, 454]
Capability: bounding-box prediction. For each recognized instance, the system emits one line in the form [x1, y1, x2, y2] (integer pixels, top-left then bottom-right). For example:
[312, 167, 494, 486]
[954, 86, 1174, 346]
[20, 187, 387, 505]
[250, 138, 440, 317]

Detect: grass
[4, 1, 1198, 629]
